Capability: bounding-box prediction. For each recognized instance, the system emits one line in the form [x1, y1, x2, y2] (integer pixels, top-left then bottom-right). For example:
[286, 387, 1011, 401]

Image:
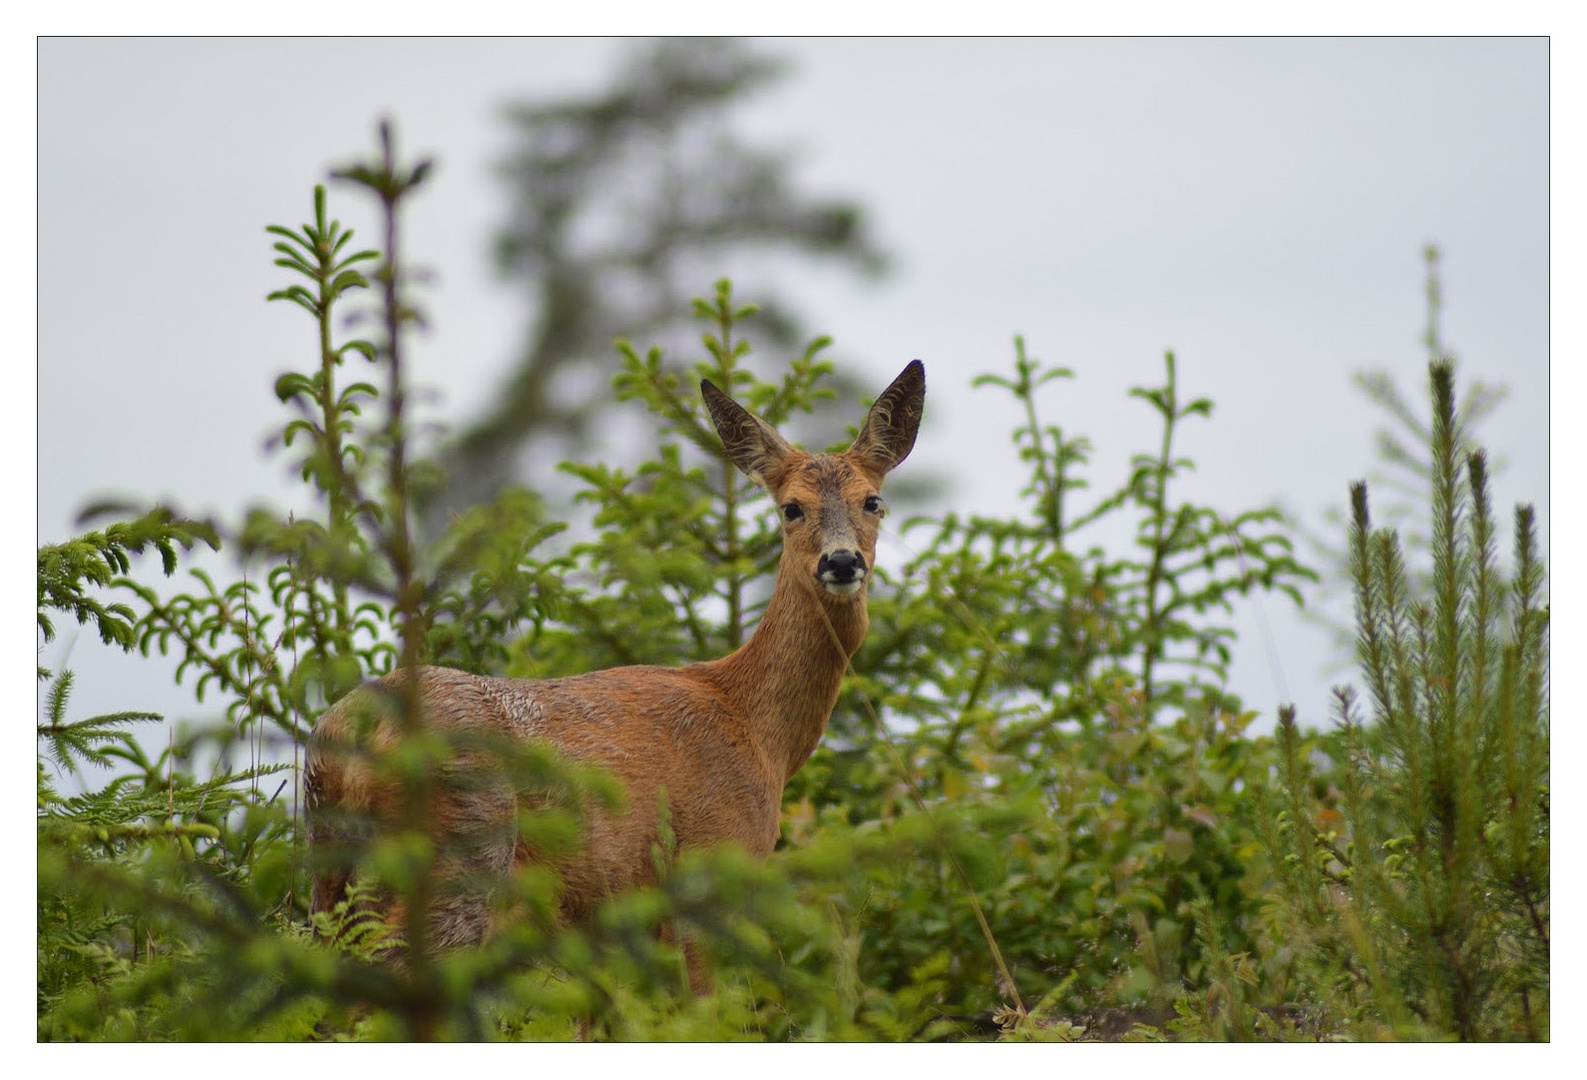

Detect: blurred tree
[429, 37, 889, 523]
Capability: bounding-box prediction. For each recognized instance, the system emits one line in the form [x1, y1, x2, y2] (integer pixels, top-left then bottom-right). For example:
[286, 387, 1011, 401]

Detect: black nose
[818, 549, 866, 583]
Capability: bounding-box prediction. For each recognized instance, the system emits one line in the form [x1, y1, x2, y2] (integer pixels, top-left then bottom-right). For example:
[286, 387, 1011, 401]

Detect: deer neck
[705, 564, 867, 785]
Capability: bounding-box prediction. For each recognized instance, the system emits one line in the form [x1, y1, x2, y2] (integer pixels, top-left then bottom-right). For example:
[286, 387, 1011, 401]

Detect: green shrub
[1256, 361, 1548, 1040]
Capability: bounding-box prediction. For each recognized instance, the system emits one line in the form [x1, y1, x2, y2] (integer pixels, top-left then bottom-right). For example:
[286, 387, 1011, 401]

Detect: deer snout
[817, 549, 867, 595]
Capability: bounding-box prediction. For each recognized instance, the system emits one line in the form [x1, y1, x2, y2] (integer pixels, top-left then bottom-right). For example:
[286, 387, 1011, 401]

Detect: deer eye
[781, 503, 805, 522]
[863, 495, 885, 515]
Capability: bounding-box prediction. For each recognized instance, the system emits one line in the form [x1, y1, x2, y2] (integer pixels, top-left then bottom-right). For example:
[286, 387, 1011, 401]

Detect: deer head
[702, 360, 925, 602]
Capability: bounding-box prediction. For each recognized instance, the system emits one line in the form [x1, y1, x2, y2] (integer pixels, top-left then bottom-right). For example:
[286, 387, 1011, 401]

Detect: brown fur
[306, 361, 925, 991]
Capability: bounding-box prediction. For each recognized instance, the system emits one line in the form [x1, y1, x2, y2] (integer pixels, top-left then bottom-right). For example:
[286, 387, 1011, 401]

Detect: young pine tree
[1261, 359, 1548, 1041]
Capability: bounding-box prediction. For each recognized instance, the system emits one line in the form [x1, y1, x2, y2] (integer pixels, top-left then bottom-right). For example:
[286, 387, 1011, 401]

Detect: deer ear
[702, 380, 797, 488]
[849, 360, 925, 476]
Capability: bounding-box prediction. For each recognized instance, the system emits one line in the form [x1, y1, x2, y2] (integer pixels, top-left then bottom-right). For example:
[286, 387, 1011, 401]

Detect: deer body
[306, 361, 924, 978]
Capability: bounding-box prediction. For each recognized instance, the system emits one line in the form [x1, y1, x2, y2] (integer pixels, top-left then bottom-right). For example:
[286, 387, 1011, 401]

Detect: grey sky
[36, 37, 1549, 738]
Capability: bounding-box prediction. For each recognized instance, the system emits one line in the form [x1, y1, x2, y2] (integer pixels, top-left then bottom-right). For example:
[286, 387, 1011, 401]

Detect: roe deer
[306, 360, 925, 991]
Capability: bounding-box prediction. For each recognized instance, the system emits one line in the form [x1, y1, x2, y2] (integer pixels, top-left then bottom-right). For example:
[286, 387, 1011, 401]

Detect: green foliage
[1298, 244, 1515, 661]
[766, 336, 1316, 1033]
[1258, 362, 1548, 1040]
[36, 668, 290, 1036]
[38, 670, 158, 776]
[36, 506, 216, 659]
[36, 118, 1545, 1042]
[878, 339, 1313, 729]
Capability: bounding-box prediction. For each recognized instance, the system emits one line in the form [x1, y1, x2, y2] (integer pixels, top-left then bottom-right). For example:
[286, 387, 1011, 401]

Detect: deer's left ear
[849, 360, 925, 476]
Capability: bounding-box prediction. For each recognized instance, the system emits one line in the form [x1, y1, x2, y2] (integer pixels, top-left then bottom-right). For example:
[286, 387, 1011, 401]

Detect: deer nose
[817, 549, 867, 588]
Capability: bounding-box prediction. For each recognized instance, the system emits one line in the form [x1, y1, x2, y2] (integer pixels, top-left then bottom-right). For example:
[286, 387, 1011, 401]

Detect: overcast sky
[35, 36, 1552, 738]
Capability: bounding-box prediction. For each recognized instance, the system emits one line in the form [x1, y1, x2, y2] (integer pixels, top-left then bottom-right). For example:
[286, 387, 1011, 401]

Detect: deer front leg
[682, 935, 713, 997]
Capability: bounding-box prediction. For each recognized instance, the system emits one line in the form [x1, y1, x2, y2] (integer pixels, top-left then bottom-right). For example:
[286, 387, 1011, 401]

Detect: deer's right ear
[702, 380, 796, 489]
